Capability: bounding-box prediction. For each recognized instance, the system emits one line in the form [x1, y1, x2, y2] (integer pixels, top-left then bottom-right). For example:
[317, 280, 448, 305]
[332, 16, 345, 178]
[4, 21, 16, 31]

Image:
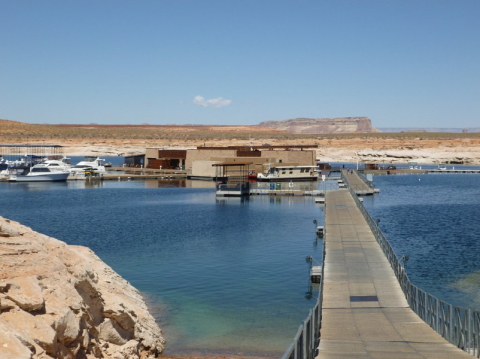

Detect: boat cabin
[258, 165, 317, 181]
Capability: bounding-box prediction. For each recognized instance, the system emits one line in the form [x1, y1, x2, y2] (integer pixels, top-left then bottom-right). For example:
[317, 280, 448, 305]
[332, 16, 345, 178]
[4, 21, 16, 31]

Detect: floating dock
[318, 190, 473, 359]
[341, 170, 375, 196]
[364, 168, 480, 175]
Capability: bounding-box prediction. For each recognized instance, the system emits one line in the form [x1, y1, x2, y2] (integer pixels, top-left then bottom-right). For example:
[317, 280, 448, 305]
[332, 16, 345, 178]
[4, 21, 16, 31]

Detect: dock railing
[352, 168, 375, 189]
[344, 182, 480, 357]
[281, 231, 326, 359]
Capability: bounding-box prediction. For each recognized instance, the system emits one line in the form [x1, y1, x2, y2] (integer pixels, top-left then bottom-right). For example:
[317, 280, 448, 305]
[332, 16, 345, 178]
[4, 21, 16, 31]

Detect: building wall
[185, 149, 315, 171]
[260, 150, 315, 166]
[214, 157, 272, 174]
[185, 149, 237, 170]
[145, 148, 159, 159]
[191, 161, 220, 178]
[124, 155, 145, 167]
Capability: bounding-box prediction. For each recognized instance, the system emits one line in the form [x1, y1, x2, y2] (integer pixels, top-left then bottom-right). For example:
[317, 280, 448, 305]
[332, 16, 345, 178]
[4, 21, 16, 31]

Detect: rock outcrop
[259, 117, 380, 134]
[0, 216, 165, 359]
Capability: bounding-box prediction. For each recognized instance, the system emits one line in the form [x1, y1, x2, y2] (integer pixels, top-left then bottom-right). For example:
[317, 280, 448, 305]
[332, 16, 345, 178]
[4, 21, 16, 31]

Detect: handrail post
[468, 308, 472, 353]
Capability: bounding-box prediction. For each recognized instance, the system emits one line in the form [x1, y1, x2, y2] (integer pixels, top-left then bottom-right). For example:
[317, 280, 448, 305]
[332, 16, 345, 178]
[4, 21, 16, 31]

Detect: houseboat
[257, 165, 318, 181]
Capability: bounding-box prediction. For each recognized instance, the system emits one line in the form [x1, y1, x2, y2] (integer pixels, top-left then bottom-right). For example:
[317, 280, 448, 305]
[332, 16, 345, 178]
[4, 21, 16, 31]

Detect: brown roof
[211, 162, 253, 167]
[197, 145, 318, 150]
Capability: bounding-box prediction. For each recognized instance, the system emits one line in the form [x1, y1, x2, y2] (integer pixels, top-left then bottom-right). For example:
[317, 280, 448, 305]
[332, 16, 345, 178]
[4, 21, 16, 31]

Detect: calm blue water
[0, 179, 323, 357]
[364, 174, 480, 310]
[2, 172, 479, 355]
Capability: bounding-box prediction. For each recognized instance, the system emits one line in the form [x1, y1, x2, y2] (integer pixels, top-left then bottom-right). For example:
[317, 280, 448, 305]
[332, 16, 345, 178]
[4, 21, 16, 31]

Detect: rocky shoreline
[0, 216, 165, 359]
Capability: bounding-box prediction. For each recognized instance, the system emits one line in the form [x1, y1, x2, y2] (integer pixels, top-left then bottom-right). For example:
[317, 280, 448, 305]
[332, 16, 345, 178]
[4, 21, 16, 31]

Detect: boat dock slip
[317, 190, 472, 359]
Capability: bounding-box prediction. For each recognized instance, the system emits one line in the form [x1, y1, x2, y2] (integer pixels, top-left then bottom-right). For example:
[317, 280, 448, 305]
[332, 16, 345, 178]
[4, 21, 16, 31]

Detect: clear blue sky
[1, 0, 479, 128]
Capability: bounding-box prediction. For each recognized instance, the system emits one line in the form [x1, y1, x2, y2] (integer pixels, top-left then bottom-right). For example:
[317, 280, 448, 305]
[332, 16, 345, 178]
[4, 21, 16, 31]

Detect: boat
[9, 164, 70, 182]
[257, 165, 318, 181]
[70, 156, 107, 175]
[247, 170, 258, 181]
[43, 156, 72, 172]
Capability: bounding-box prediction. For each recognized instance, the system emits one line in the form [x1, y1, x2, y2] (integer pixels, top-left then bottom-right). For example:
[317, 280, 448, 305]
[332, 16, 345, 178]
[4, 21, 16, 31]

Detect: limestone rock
[4, 276, 44, 312]
[0, 216, 166, 358]
[0, 318, 35, 359]
[2, 310, 57, 355]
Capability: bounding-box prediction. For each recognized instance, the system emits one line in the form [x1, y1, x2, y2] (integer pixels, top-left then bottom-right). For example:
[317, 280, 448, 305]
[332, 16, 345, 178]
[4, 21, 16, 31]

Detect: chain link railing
[281, 227, 326, 359]
[353, 168, 375, 189]
[341, 172, 480, 357]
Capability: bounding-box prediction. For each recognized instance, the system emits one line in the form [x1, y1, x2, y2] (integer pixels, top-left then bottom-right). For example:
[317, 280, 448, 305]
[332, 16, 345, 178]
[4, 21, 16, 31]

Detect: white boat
[257, 165, 318, 181]
[9, 164, 70, 182]
[43, 156, 72, 172]
[70, 156, 107, 175]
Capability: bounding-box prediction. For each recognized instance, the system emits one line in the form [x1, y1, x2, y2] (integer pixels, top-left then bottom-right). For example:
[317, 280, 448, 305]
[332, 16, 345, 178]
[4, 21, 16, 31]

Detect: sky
[1, 0, 479, 128]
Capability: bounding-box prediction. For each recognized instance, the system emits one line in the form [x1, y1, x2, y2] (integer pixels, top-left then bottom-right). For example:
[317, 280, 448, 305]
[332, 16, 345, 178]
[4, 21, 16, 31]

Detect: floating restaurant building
[139, 145, 318, 179]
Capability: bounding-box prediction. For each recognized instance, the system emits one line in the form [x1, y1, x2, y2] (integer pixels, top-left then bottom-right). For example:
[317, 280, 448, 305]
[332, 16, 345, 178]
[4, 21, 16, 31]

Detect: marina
[1, 154, 480, 357]
[2, 2, 480, 357]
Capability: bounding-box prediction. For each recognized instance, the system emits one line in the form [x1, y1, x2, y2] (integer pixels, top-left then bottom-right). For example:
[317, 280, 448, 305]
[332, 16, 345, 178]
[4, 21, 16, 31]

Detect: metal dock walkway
[342, 170, 375, 196]
[317, 189, 472, 359]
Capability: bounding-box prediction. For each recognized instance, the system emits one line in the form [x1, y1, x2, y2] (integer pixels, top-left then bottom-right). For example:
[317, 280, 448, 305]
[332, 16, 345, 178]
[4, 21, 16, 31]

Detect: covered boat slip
[0, 144, 64, 160]
[318, 190, 472, 359]
[213, 162, 252, 197]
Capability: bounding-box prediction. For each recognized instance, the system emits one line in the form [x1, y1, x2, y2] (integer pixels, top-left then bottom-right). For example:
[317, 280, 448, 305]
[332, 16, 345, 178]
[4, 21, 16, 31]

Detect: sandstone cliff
[0, 216, 165, 359]
[258, 117, 380, 134]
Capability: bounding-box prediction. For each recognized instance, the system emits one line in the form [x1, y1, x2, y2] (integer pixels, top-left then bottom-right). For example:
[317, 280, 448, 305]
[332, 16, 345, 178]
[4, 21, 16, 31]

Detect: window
[31, 167, 50, 173]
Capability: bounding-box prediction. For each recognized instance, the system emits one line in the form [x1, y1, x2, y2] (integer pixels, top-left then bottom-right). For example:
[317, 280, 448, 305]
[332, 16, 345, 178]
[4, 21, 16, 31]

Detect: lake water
[364, 173, 480, 310]
[0, 179, 323, 357]
[1, 168, 479, 356]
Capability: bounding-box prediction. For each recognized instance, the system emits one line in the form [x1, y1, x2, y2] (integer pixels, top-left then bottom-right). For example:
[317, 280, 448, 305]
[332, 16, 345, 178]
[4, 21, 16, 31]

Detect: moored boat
[257, 165, 318, 181]
[70, 156, 107, 175]
[43, 156, 72, 172]
[9, 164, 70, 182]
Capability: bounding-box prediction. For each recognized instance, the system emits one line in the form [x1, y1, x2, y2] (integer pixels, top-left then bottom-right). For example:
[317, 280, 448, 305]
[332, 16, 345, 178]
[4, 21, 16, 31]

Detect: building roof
[271, 165, 317, 169]
[211, 162, 253, 167]
[0, 144, 63, 148]
[197, 145, 318, 150]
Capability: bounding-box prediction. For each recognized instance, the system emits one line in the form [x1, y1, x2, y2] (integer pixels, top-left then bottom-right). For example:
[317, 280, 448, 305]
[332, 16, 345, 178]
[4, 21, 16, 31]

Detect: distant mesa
[258, 117, 381, 134]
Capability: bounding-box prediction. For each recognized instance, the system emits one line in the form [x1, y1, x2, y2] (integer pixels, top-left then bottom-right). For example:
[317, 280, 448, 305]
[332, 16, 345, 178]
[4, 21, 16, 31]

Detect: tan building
[144, 145, 318, 178]
[186, 145, 317, 179]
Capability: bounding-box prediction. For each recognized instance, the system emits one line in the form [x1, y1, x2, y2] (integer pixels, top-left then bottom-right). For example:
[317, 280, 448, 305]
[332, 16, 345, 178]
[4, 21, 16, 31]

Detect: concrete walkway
[316, 190, 472, 359]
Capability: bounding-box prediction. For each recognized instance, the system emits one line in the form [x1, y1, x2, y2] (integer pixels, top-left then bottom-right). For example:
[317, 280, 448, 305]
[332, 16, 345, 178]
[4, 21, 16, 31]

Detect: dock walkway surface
[317, 189, 472, 359]
[342, 170, 375, 196]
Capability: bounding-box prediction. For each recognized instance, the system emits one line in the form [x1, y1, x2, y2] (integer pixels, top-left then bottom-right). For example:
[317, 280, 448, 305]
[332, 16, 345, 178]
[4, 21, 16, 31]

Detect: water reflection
[9, 181, 68, 192]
